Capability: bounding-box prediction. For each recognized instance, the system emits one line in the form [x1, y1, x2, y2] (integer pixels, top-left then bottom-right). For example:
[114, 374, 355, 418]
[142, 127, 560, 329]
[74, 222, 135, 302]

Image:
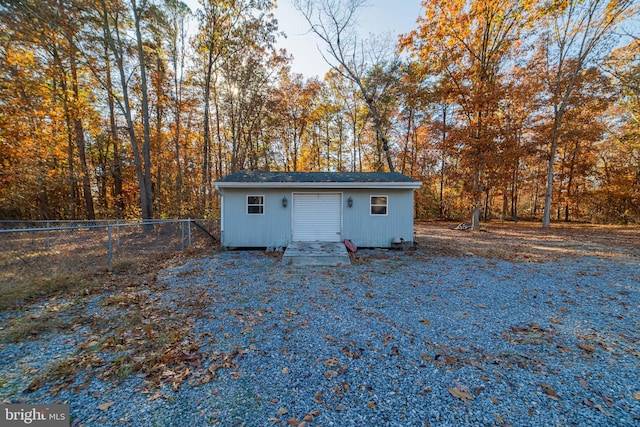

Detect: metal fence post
[188, 217, 192, 247]
[181, 220, 185, 251]
[46, 221, 50, 251]
[116, 219, 120, 248]
[107, 225, 113, 272]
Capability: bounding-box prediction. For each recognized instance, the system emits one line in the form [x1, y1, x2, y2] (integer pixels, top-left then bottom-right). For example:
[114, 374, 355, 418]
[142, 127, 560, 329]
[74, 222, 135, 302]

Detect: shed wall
[220, 188, 291, 248]
[342, 189, 415, 247]
[220, 187, 415, 248]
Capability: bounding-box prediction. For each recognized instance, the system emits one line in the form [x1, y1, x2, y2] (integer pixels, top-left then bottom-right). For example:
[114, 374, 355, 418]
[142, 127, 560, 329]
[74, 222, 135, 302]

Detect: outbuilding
[214, 171, 422, 249]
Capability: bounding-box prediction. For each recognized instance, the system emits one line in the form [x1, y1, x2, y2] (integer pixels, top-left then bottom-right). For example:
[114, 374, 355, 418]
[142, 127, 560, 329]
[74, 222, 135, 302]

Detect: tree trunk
[471, 165, 482, 229]
[202, 47, 214, 215]
[365, 98, 394, 172]
[439, 104, 447, 219]
[103, 29, 124, 218]
[132, 0, 154, 225]
[58, 65, 78, 220]
[543, 110, 563, 227]
[511, 157, 519, 221]
[69, 44, 95, 220]
[104, 34, 125, 218]
[101, 0, 150, 225]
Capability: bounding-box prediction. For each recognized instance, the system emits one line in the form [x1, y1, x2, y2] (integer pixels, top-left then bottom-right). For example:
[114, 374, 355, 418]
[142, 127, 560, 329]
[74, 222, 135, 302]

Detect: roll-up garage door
[292, 193, 342, 242]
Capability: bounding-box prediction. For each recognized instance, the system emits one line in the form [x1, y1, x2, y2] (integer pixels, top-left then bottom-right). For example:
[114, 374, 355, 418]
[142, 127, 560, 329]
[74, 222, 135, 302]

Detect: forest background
[0, 0, 639, 226]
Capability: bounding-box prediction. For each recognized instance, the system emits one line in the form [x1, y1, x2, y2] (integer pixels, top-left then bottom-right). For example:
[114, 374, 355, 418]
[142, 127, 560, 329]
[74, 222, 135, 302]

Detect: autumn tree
[497, 64, 543, 220]
[195, 0, 278, 214]
[595, 38, 640, 222]
[165, 0, 191, 215]
[270, 71, 321, 171]
[0, 0, 98, 219]
[401, 0, 539, 229]
[537, 0, 635, 227]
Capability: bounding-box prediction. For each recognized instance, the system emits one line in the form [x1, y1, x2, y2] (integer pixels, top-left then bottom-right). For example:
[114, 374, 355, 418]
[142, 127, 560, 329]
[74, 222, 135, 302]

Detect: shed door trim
[292, 192, 342, 242]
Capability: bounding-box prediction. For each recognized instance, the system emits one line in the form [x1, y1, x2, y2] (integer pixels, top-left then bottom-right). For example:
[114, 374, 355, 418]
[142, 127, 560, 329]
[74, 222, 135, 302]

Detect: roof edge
[215, 181, 422, 190]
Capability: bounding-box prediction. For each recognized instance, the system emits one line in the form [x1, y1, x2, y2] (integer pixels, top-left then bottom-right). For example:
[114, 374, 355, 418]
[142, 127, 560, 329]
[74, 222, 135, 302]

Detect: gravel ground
[1, 248, 639, 426]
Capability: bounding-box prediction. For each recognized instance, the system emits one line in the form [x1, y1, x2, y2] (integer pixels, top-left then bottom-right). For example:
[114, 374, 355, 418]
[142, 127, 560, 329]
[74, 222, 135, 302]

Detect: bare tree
[540, 0, 635, 227]
[294, 0, 397, 172]
[97, 0, 154, 224]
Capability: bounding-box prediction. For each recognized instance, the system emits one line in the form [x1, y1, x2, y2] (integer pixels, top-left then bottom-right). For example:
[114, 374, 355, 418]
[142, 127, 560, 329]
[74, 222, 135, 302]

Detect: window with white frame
[247, 195, 264, 214]
[370, 195, 388, 215]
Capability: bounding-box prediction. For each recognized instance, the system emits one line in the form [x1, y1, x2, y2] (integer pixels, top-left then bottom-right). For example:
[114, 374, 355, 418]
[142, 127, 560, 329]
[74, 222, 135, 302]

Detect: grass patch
[0, 299, 84, 343]
[0, 314, 70, 343]
[0, 249, 104, 312]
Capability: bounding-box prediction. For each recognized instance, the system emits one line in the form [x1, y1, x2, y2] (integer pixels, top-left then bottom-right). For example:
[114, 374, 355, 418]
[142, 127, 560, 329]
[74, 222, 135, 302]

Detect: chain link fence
[0, 219, 219, 270]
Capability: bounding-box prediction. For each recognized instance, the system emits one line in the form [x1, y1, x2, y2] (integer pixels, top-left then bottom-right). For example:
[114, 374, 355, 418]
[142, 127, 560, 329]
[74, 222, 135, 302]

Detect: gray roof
[215, 171, 422, 189]
[218, 171, 416, 183]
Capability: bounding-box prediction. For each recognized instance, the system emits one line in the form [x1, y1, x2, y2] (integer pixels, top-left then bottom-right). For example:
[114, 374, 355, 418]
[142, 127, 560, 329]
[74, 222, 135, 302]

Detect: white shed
[214, 171, 422, 249]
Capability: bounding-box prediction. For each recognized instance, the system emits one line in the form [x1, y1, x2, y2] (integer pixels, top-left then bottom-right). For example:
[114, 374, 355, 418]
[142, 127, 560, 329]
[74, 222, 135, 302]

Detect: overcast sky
[184, 0, 424, 79]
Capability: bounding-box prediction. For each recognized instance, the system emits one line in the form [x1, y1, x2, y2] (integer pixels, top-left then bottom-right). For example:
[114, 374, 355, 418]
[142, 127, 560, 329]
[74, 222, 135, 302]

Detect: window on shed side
[370, 196, 388, 215]
[247, 195, 264, 214]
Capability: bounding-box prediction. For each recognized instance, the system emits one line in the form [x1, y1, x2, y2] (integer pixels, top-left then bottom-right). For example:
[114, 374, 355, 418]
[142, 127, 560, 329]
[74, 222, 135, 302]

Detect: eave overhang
[215, 181, 422, 192]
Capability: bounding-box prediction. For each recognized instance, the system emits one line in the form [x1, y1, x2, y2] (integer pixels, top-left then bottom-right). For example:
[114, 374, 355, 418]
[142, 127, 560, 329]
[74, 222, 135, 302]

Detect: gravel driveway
[1, 245, 639, 426]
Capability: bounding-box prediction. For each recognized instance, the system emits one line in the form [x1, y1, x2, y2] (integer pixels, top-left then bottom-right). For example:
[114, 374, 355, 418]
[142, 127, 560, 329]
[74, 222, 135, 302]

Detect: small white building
[214, 171, 422, 248]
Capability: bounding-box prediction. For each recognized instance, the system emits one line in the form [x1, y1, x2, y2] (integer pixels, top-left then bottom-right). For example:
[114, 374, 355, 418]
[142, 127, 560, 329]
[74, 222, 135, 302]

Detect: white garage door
[292, 193, 342, 242]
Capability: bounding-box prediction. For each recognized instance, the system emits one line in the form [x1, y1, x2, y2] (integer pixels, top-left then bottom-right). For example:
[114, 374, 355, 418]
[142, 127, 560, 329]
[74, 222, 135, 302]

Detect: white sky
[275, 0, 423, 78]
[184, 0, 423, 79]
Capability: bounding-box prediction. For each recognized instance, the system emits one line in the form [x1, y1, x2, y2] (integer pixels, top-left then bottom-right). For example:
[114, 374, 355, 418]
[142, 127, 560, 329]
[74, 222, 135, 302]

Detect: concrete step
[281, 241, 351, 266]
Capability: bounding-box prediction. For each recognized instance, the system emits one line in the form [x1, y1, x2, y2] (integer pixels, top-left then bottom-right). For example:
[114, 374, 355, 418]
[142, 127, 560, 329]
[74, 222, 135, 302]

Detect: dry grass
[414, 220, 640, 263]
[0, 222, 219, 348]
[0, 222, 218, 312]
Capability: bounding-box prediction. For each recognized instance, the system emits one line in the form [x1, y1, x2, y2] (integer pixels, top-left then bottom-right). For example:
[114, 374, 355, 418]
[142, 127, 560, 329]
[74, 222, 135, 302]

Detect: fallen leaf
[577, 342, 595, 353]
[491, 396, 499, 405]
[448, 386, 473, 405]
[594, 404, 613, 417]
[632, 392, 640, 400]
[367, 401, 377, 409]
[282, 367, 290, 375]
[323, 357, 339, 367]
[419, 318, 431, 326]
[286, 417, 300, 426]
[97, 402, 115, 411]
[277, 408, 288, 416]
[540, 383, 561, 400]
[577, 377, 590, 390]
[324, 370, 338, 380]
[601, 393, 615, 408]
[146, 394, 168, 401]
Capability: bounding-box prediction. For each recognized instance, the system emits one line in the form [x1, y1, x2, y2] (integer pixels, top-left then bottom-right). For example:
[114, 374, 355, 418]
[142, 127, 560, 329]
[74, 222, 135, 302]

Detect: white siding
[292, 193, 342, 242]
